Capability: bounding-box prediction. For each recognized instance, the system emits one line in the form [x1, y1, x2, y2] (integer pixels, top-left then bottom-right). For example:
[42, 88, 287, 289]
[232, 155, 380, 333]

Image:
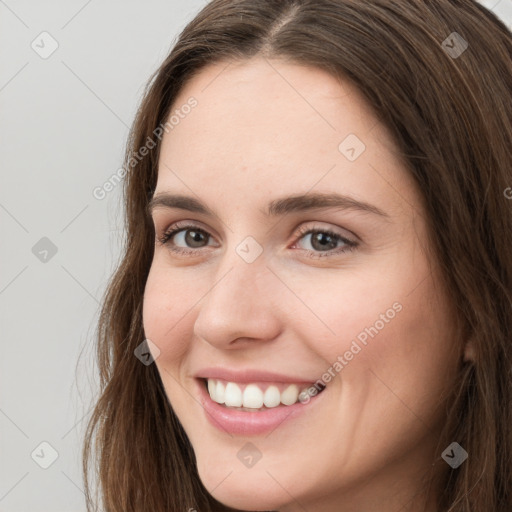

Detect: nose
[193, 254, 283, 349]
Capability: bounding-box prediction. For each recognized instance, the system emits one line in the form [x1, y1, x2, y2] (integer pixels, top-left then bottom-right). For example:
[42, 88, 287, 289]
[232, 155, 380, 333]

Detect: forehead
[166, 56, 376, 151]
[155, 57, 419, 218]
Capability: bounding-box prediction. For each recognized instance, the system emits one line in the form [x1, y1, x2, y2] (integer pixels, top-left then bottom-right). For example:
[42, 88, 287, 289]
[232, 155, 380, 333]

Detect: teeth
[207, 378, 216, 398]
[263, 385, 281, 408]
[224, 382, 243, 407]
[213, 380, 225, 404]
[205, 379, 317, 409]
[243, 384, 264, 408]
[280, 384, 299, 405]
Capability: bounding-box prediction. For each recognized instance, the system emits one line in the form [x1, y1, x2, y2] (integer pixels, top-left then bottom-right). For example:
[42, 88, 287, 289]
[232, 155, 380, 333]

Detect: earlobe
[463, 337, 476, 363]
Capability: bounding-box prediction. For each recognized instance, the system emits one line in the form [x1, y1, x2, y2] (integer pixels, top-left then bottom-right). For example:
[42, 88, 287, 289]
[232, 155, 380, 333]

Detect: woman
[82, 1, 512, 511]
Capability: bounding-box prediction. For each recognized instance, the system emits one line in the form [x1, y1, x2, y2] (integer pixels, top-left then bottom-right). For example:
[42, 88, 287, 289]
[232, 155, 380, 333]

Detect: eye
[292, 225, 358, 258]
[156, 221, 358, 258]
[156, 221, 216, 256]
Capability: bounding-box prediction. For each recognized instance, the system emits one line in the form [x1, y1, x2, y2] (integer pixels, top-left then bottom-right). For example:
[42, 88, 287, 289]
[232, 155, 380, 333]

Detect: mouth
[193, 368, 328, 435]
[202, 377, 326, 411]
[196, 376, 327, 435]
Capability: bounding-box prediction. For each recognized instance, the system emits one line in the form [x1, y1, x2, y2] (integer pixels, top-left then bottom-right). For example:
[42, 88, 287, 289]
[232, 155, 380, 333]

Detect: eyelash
[156, 221, 358, 259]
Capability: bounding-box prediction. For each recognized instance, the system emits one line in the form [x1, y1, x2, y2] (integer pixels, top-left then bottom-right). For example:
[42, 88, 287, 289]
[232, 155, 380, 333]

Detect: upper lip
[195, 367, 318, 385]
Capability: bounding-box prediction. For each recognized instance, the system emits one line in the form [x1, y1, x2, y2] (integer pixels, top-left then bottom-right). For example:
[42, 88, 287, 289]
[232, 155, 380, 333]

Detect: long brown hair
[82, 1, 512, 510]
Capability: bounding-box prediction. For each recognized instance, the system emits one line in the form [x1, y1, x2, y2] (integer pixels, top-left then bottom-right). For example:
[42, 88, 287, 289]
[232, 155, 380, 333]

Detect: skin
[142, 56, 470, 512]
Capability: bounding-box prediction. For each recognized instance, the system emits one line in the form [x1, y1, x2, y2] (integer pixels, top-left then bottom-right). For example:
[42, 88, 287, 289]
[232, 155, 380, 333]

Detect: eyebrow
[147, 192, 390, 219]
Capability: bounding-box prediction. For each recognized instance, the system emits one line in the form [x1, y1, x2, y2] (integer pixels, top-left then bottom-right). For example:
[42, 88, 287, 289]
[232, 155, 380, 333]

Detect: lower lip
[196, 378, 326, 436]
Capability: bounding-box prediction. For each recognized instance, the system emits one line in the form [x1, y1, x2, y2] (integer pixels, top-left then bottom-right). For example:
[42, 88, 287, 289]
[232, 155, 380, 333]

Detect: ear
[463, 336, 476, 363]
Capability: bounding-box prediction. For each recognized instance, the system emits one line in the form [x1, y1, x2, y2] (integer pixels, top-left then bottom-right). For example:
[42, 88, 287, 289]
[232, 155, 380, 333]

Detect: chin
[196, 459, 293, 511]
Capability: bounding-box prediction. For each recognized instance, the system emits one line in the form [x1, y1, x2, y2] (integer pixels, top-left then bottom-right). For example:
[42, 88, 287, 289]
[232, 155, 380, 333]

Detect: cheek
[326, 274, 459, 451]
[277, 262, 408, 372]
[142, 264, 196, 363]
[295, 259, 458, 423]
[365, 275, 459, 387]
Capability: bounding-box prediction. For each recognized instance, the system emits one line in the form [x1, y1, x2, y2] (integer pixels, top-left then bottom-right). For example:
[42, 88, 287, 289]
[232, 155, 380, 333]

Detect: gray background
[0, 0, 511, 510]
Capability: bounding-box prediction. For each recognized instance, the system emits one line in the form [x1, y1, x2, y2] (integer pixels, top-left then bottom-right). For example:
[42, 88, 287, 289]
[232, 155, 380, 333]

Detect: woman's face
[143, 57, 461, 511]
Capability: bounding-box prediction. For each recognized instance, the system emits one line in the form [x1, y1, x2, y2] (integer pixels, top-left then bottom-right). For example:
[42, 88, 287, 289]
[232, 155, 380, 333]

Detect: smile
[196, 377, 327, 435]
[206, 378, 324, 410]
